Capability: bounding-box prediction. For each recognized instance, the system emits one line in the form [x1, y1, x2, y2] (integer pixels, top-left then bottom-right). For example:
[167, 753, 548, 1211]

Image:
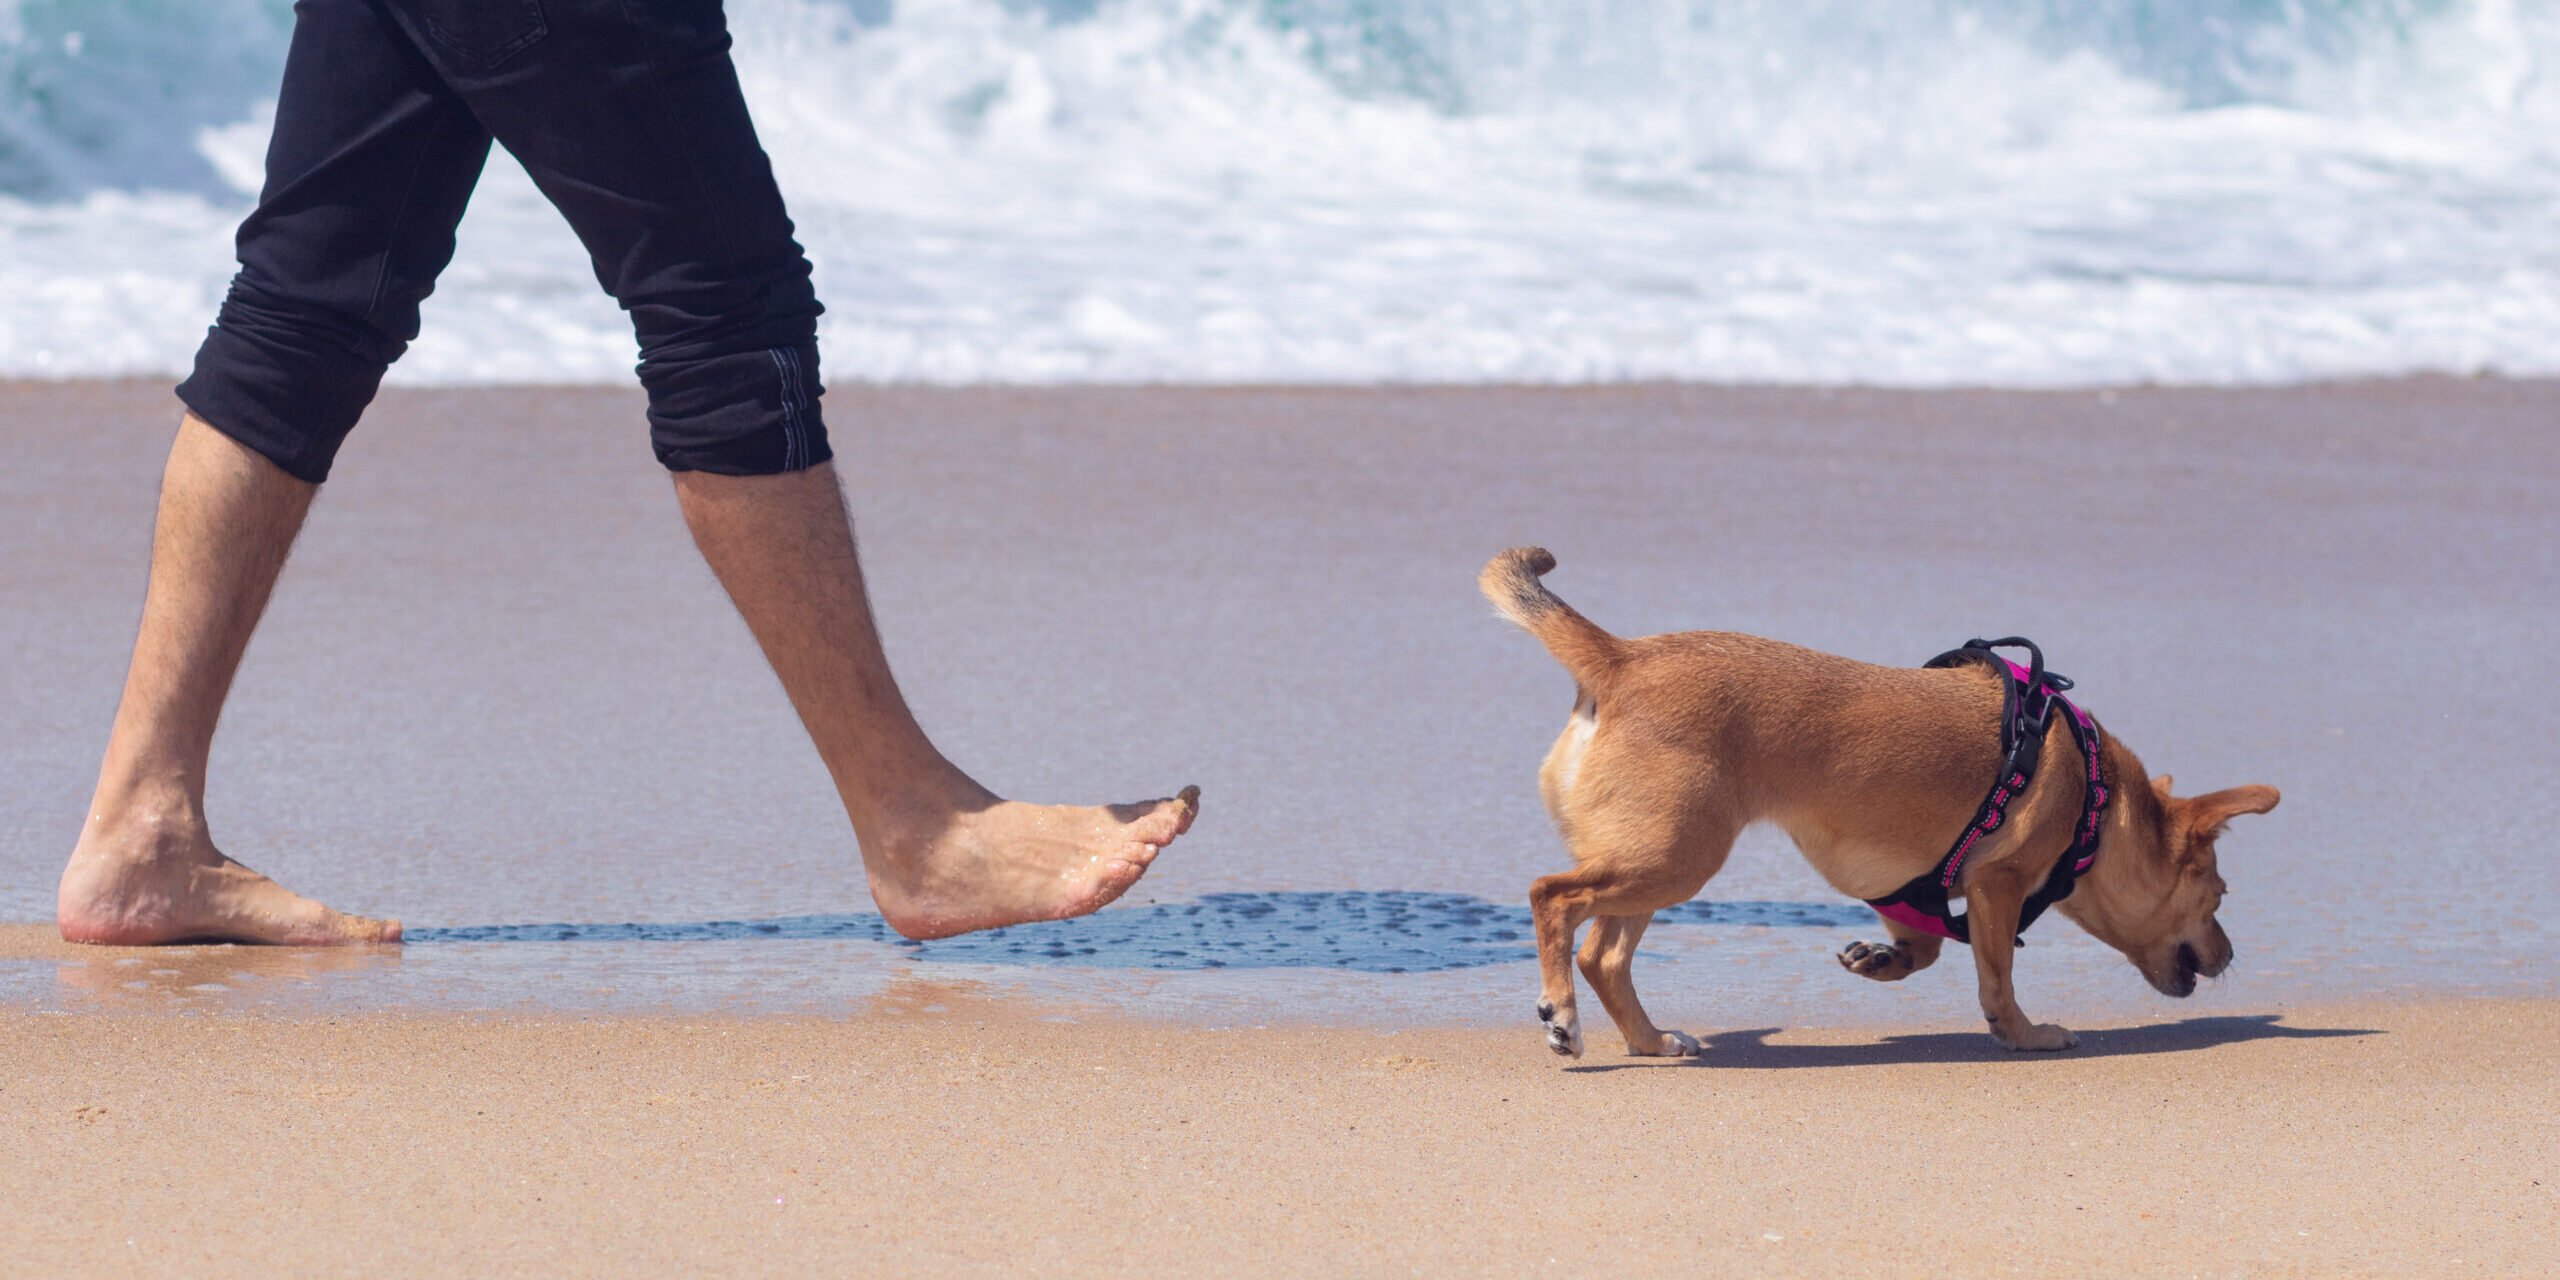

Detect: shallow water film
[2, 381, 2553, 1025]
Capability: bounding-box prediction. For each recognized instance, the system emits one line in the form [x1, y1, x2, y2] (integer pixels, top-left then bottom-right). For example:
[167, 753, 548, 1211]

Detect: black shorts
[179, 0, 829, 482]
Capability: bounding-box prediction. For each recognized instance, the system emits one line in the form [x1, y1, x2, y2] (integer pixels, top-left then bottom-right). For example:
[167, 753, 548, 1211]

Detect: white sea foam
[3, 0, 2558, 386]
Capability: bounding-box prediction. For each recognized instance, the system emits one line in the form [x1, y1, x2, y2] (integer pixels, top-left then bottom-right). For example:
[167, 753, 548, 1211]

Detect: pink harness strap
[1862, 638, 2111, 945]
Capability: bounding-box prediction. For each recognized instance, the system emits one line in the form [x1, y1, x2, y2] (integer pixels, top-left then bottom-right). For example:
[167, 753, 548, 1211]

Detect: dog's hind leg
[1836, 915, 1945, 983]
[1533, 809, 1739, 1061]
[1530, 866, 1609, 1059]
[1578, 912, 1696, 1057]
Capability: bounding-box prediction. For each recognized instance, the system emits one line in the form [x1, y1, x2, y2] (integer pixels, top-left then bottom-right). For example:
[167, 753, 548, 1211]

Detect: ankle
[81, 781, 208, 847]
[849, 764, 995, 845]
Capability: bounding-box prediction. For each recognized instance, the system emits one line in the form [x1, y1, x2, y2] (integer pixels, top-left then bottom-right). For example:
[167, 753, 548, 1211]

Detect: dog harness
[1863, 638, 2111, 945]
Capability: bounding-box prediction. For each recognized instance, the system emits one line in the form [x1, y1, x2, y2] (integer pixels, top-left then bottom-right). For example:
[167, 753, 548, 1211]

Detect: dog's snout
[2147, 941, 2203, 998]
[2197, 920, 2234, 977]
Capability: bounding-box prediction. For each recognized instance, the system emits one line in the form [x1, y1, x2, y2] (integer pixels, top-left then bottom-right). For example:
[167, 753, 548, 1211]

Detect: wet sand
[6, 991, 2553, 1276]
[4, 378, 2557, 1025]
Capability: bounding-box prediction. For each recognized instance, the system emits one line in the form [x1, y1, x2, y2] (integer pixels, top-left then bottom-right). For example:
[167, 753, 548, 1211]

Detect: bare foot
[57, 814, 402, 946]
[866, 786, 1201, 940]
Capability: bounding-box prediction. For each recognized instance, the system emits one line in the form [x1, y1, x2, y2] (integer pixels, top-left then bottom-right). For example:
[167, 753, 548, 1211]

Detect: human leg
[672, 465, 1196, 938]
[59, 0, 492, 943]
[407, 1, 1197, 938]
[58, 416, 402, 945]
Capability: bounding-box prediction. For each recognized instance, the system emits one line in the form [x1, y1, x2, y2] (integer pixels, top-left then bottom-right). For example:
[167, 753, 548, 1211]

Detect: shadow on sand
[408, 890, 1874, 974]
[1563, 1014, 2379, 1072]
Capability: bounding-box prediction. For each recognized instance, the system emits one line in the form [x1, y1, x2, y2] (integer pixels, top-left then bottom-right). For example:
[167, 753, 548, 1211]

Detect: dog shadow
[408, 890, 1874, 974]
[1563, 1014, 2377, 1072]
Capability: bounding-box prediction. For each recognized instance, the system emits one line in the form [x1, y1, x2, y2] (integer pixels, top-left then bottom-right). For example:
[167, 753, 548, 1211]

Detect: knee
[630, 263, 828, 474]
[176, 279, 411, 484]
[1527, 877, 1565, 924]
[1528, 878, 1596, 944]
[641, 340, 829, 475]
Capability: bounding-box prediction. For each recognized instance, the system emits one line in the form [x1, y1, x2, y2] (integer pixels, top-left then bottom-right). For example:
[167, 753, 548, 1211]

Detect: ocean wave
[3, 0, 2556, 385]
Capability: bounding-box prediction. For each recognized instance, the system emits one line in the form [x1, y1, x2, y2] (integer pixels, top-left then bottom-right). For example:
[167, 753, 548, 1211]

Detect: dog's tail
[1481, 548, 1623, 688]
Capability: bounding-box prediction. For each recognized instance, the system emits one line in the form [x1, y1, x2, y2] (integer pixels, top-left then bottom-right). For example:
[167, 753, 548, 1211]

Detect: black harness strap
[1862, 637, 2112, 945]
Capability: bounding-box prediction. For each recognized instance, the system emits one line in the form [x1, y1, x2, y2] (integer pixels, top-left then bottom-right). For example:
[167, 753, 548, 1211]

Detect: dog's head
[2070, 770, 2279, 997]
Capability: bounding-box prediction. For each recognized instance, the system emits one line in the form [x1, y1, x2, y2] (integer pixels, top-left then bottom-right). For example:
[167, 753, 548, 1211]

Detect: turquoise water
[6, 0, 2560, 383]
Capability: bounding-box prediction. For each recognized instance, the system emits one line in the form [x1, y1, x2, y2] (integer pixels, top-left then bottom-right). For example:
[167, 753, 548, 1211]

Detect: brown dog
[1482, 548, 2278, 1058]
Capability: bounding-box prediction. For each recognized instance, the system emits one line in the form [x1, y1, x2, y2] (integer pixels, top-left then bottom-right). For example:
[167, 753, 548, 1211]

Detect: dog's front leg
[1963, 875, 2077, 1051]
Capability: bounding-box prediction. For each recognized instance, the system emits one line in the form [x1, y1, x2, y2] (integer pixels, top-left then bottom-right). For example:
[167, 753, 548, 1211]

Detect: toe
[278, 902, 402, 947]
[1118, 789, 1201, 844]
[342, 913, 402, 945]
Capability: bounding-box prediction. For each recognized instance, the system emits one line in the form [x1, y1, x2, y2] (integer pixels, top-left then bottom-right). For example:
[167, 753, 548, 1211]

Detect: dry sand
[5, 974, 2552, 1276]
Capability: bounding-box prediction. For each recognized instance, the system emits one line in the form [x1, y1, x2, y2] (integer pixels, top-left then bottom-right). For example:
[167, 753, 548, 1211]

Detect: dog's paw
[1545, 1022, 1580, 1057]
[1633, 1029, 1698, 1058]
[1837, 939, 1906, 980]
[1997, 1022, 2078, 1052]
[1539, 1004, 1585, 1059]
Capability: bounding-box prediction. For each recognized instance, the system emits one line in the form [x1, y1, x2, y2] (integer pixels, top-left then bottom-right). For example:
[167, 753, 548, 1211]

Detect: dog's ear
[2180, 785, 2281, 846]
[2151, 774, 2175, 798]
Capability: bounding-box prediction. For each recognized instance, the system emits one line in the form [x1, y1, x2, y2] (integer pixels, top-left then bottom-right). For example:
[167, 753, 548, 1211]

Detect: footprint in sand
[1366, 1055, 1438, 1075]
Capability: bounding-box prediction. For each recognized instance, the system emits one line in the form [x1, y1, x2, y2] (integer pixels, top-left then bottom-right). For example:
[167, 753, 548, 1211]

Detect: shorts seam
[770, 345, 808, 470]
[787, 345, 817, 467]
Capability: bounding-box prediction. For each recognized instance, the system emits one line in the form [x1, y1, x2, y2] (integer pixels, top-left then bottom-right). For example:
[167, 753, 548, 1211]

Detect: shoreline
[2, 920, 2542, 1031]
[8, 996, 2553, 1275]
